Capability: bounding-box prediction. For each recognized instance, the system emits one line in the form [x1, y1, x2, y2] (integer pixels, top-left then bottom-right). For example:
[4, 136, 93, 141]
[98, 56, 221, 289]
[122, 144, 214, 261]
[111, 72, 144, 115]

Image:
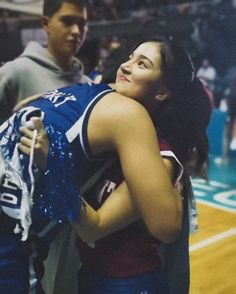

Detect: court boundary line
[190, 228, 236, 252]
[196, 199, 236, 213]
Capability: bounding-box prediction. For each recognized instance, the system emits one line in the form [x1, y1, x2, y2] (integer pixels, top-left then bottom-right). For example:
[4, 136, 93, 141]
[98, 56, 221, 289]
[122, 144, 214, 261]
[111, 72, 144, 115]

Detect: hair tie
[188, 55, 196, 82]
[190, 71, 195, 82]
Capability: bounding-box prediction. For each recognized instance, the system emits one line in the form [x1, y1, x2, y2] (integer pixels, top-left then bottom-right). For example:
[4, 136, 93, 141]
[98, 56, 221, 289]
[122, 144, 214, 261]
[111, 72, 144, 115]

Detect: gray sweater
[0, 41, 90, 123]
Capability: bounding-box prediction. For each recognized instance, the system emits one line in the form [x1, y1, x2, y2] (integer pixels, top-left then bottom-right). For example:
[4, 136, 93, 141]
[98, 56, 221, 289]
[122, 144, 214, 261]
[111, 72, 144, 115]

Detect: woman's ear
[155, 89, 171, 102]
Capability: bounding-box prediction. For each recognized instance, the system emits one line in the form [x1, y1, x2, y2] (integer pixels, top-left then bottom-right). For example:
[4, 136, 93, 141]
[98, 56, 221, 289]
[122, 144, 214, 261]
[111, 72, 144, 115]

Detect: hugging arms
[18, 93, 183, 243]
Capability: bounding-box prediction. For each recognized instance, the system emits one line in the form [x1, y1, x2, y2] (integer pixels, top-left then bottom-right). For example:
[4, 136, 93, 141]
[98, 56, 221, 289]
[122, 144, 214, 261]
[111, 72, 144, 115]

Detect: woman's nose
[120, 61, 131, 73]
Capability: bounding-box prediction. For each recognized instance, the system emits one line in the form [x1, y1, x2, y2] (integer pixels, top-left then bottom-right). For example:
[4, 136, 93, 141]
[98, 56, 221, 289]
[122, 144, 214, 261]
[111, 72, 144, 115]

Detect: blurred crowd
[86, 29, 236, 158]
[86, 0, 235, 22]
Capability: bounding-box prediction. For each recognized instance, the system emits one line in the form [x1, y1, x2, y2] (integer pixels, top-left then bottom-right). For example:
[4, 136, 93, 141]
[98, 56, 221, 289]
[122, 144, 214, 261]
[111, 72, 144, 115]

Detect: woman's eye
[138, 61, 147, 68]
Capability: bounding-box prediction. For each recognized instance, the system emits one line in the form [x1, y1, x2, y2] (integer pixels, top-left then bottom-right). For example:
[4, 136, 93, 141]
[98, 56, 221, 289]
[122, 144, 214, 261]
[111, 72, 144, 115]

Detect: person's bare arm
[19, 92, 182, 242]
[74, 181, 138, 243]
[19, 117, 49, 170]
[19, 116, 182, 243]
[87, 92, 182, 242]
[13, 94, 42, 112]
[73, 157, 183, 244]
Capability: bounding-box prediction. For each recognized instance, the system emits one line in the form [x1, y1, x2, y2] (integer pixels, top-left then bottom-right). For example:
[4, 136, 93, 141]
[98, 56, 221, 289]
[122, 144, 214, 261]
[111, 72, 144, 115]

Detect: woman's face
[115, 42, 164, 104]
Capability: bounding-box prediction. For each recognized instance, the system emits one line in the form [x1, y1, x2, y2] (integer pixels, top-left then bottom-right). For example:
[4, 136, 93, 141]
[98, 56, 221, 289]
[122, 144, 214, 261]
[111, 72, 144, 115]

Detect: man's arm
[19, 117, 49, 170]
[13, 94, 42, 112]
[0, 65, 15, 123]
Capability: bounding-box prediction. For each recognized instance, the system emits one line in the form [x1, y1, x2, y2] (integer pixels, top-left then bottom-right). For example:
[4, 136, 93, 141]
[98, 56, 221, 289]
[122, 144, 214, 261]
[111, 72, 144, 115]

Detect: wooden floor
[189, 154, 236, 294]
[189, 203, 236, 294]
[188, 109, 236, 293]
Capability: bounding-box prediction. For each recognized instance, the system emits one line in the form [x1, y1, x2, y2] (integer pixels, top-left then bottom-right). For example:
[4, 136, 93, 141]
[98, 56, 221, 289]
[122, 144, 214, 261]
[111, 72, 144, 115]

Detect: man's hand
[13, 94, 42, 112]
[19, 117, 49, 170]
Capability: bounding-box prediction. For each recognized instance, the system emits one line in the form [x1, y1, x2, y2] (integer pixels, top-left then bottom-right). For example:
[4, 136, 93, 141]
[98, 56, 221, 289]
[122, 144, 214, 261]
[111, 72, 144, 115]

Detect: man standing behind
[0, 0, 90, 124]
[0, 1, 90, 294]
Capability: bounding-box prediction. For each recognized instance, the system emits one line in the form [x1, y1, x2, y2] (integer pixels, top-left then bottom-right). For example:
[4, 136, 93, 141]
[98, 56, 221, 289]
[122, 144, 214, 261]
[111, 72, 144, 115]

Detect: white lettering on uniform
[0, 193, 18, 205]
[54, 95, 76, 108]
[2, 177, 17, 190]
[43, 90, 76, 107]
[97, 180, 116, 204]
[0, 176, 21, 209]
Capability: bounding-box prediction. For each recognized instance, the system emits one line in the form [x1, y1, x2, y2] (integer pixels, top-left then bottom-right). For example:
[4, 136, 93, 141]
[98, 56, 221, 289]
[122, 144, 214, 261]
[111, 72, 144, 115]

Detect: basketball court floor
[190, 154, 236, 293]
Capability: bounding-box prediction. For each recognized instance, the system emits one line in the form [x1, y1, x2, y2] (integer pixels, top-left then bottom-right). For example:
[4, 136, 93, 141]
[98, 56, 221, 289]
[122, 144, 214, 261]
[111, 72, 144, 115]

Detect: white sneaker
[230, 138, 236, 151]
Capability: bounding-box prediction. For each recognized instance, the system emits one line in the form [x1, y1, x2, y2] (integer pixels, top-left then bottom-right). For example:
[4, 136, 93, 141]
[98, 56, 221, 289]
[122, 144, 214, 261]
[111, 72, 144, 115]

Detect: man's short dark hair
[43, 0, 87, 17]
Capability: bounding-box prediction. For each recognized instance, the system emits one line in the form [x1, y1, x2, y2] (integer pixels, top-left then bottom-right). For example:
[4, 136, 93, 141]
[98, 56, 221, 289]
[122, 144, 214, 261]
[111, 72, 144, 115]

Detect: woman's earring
[155, 92, 171, 102]
[155, 95, 161, 101]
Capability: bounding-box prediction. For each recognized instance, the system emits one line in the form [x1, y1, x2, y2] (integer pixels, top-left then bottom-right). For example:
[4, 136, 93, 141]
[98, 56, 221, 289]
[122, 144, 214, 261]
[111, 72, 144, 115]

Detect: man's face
[43, 2, 88, 61]
[202, 59, 209, 68]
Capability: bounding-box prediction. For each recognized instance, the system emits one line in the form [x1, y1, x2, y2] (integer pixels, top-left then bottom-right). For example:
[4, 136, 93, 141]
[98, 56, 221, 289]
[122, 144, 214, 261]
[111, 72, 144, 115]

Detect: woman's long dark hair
[152, 39, 212, 176]
[102, 38, 212, 176]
